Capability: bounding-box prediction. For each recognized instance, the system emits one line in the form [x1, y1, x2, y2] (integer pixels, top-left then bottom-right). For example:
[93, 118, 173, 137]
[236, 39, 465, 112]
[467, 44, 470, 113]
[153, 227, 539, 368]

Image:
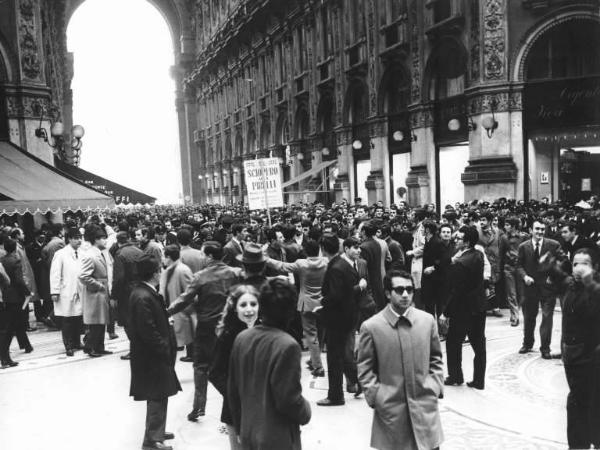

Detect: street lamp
[35, 112, 85, 166]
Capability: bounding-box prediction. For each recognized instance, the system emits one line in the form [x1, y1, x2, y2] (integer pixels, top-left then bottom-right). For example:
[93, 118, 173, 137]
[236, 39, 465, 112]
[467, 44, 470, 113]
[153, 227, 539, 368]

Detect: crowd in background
[1, 194, 600, 449]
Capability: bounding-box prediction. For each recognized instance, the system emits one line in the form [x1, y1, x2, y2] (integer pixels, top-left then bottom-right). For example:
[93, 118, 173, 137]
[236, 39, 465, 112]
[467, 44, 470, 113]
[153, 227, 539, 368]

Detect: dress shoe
[88, 351, 103, 358]
[26, 326, 37, 332]
[24, 346, 33, 353]
[66, 350, 74, 357]
[444, 377, 464, 386]
[1, 360, 19, 368]
[551, 352, 562, 359]
[346, 383, 363, 397]
[541, 350, 552, 360]
[163, 432, 175, 440]
[187, 409, 205, 422]
[510, 319, 519, 327]
[120, 352, 131, 360]
[99, 350, 113, 355]
[142, 442, 172, 450]
[306, 360, 315, 371]
[316, 398, 345, 406]
[467, 381, 484, 390]
[42, 317, 58, 329]
[518, 345, 532, 354]
[108, 332, 119, 340]
[179, 356, 194, 362]
[311, 367, 325, 377]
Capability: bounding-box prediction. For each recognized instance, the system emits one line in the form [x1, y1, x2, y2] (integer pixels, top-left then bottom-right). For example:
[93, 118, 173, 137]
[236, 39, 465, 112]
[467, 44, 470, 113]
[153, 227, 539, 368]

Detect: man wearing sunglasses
[357, 269, 444, 450]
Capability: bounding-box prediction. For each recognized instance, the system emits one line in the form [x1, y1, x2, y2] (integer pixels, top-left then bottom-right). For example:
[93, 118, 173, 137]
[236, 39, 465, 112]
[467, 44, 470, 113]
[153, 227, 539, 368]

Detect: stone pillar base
[462, 157, 518, 202]
[365, 171, 385, 205]
[406, 165, 431, 207]
[334, 175, 351, 204]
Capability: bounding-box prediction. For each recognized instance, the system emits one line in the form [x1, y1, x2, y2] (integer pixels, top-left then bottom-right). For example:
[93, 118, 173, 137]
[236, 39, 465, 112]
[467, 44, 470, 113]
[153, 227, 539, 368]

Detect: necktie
[75, 250, 78, 260]
[353, 261, 358, 273]
[535, 242, 540, 260]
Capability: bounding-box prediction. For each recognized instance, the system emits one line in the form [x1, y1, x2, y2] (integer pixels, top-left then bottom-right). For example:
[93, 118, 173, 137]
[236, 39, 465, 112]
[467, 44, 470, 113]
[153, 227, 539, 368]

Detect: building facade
[1, 0, 599, 208]
[183, 0, 600, 208]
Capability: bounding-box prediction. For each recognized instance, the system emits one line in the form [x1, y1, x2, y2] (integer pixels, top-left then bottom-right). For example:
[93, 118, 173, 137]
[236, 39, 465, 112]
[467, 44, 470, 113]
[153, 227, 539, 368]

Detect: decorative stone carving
[18, 0, 42, 81]
[467, 92, 509, 114]
[409, 0, 421, 103]
[469, 0, 480, 83]
[5, 94, 52, 119]
[369, 119, 386, 138]
[509, 91, 522, 110]
[409, 107, 434, 129]
[461, 157, 517, 185]
[335, 127, 353, 146]
[483, 0, 506, 81]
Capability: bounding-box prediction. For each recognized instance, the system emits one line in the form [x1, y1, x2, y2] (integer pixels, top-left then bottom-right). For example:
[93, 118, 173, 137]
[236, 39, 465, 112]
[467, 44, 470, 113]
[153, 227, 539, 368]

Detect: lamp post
[35, 113, 85, 166]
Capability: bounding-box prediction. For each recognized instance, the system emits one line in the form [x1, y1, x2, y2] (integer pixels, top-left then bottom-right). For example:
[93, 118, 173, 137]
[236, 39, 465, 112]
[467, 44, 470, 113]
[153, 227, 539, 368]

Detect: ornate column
[365, 119, 388, 205]
[183, 85, 201, 203]
[406, 106, 434, 206]
[333, 127, 352, 203]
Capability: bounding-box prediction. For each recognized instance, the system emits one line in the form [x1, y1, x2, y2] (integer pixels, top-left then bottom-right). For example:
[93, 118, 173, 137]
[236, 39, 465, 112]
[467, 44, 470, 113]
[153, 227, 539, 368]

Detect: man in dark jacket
[421, 220, 449, 318]
[440, 226, 487, 389]
[360, 221, 386, 310]
[317, 234, 364, 406]
[129, 255, 181, 450]
[112, 231, 144, 360]
[228, 278, 311, 450]
[0, 238, 32, 368]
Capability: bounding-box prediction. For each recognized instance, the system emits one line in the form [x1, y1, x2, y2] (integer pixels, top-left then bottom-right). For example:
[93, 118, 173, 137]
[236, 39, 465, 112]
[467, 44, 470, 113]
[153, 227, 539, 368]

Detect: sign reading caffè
[524, 76, 600, 130]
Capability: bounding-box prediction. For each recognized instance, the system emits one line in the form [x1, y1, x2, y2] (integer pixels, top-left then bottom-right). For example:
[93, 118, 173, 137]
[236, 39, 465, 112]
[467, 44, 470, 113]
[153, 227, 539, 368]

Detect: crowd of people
[1, 194, 600, 449]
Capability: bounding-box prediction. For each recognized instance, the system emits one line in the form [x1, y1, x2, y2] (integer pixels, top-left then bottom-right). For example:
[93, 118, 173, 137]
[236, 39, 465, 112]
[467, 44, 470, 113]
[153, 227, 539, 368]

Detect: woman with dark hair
[209, 284, 260, 450]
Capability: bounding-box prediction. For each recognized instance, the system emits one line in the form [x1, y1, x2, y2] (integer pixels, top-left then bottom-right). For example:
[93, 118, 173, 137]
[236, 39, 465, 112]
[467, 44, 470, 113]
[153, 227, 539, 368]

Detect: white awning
[282, 159, 337, 189]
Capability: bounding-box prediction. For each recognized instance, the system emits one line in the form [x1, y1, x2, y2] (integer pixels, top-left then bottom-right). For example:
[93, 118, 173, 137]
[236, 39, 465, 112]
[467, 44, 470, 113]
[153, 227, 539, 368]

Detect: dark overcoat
[128, 282, 181, 401]
[228, 325, 311, 450]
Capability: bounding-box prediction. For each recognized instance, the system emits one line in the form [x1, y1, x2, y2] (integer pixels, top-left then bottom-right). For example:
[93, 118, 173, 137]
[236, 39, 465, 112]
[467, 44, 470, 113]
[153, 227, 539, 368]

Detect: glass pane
[439, 144, 469, 208]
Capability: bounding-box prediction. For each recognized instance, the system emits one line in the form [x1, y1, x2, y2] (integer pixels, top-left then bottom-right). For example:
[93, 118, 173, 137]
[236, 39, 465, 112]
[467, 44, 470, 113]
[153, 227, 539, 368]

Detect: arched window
[526, 20, 600, 81]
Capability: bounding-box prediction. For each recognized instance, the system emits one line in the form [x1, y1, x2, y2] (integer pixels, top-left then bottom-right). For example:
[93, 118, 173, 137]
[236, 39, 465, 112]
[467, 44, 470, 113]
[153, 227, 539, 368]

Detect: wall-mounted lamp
[352, 139, 363, 150]
[35, 112, 85, 166]
[233, 168, 240, 174]
[392, 131, 404, 142]
[213, 171, 219, 176]
[198, 174, 203, 179]
[297, 152, 305, 161]
[222, 169, 229, 175]
[321, 147, 330, 156]
[447, 118, 461, 131]
[482, 98, 498, 138]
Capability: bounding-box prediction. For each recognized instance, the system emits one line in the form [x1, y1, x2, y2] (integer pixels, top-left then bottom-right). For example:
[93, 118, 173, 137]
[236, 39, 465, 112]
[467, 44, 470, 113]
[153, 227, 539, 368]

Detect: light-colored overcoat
[79, 246, 110, 325]
[357, 306, 444, 450]
[49, 245, 83, 317]
[159, 260, 195, 346]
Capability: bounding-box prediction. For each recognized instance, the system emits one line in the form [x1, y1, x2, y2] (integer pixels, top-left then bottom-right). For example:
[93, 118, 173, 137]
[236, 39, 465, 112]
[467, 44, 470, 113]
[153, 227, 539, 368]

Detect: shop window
[355, 159, 371, 203]
[438, 144, 468, 208]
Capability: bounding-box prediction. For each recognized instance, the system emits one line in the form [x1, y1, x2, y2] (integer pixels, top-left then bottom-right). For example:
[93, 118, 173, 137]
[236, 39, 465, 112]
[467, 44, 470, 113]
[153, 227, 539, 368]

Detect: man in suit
[516, 219, 562, 359]
[440, 225, 487, 389]
[266, 238, 328, 377]
[50, 228, 84, 356]
[177, 228, 207, 273]
[228, 278, 311, 450]
[112, 231, 144, 360]
[167, 241, 243, 421]
[79, 224, 112, 358]
[129, 255, 181, 450]
[317, 234, 364, 406]
[357, 269, 444, 450]
[421, 220, 449, 318]
[222, 223, 247, 268]
[40, 223, 65, 328]
[0, 238, 32, 367]
[560, 221, 595, 262]
[160, 244, 194, 362]
[360, 221, 387, 310]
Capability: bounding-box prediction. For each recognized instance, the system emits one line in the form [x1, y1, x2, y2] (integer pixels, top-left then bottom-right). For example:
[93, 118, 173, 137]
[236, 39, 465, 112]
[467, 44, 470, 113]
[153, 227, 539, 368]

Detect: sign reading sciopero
[243, 158, 284, 210]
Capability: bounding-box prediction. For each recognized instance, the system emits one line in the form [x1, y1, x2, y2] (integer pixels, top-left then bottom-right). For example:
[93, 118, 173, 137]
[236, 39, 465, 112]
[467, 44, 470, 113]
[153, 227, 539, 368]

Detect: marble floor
[0, 309, 568, 450]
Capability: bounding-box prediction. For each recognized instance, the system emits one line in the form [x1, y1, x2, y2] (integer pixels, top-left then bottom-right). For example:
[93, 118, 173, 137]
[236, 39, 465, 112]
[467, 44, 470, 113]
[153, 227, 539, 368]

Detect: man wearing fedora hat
[236, 243, 268, 292]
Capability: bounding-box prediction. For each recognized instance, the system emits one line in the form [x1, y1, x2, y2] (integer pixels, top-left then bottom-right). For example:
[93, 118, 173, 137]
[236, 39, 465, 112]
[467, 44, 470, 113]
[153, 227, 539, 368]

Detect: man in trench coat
[79, 225, 111, 357]
[357, 269, 444, 450]
[129, 255, 181, 450]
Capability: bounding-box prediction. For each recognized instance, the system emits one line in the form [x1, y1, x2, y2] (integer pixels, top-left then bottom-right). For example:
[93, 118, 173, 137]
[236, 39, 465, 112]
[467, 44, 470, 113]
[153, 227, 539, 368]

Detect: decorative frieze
[483, 0, 506, 81]
[469, 0, 481, 84]
[409, 0, 421, 103]
[17, 0, 42, 82]
[5, 93, 53, 119]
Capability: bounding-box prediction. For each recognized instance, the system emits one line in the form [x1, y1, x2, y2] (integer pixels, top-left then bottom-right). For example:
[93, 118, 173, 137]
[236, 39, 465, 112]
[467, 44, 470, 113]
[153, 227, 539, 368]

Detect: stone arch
[234, 131, 243, 158]
[259, 120, 271, 150]
[275, 113, 290, 146]
[378, 64, 410, 115]
[246, 126, 257, 154]
[512, 11, 600, 82]
[0, 30, 17, 82]
[224, 134, 233, 160]
[343, 78, 369, 125]
[294, 107, 310, 140]
[65, 0, 193, 59]
[316, 94, 335, 134]
[423, 36, 468, 101]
